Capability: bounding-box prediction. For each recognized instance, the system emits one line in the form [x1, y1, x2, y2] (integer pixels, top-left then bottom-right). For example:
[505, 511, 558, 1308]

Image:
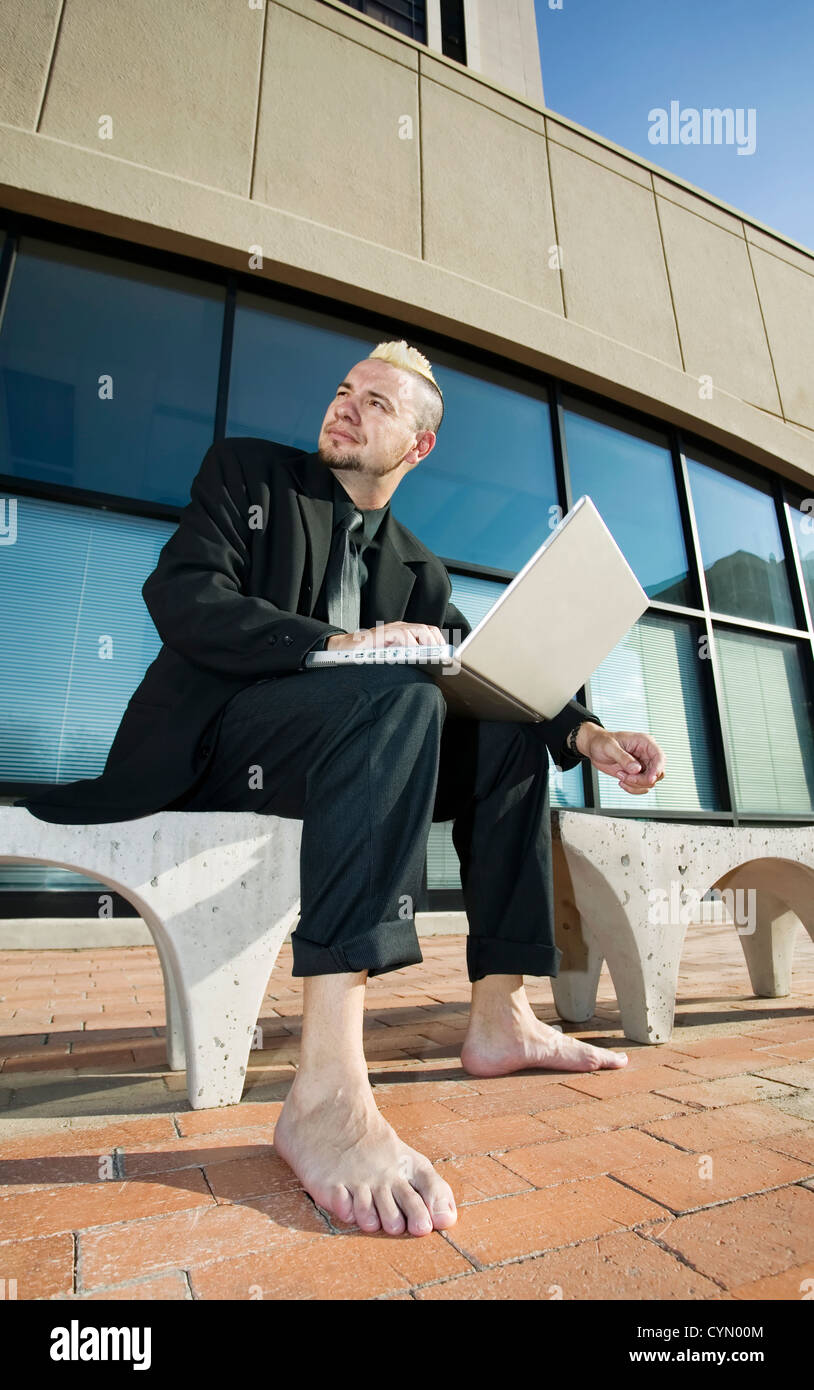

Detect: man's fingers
[593, 734, 642, 773]
[588, 732, 667, 793]
[397, 623, 443, 646]
[380, 622, 450, 646]
[616, 743, 644, 772]
[614, 733, 667, 780]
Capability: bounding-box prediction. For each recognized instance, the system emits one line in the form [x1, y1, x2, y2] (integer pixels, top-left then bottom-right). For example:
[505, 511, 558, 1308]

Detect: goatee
[317, 445, 364, 471]
[317, 446, 402, 477]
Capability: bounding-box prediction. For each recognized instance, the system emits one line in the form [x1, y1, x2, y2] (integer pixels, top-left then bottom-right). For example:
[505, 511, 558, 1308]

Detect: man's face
[317, 359, 434, 480]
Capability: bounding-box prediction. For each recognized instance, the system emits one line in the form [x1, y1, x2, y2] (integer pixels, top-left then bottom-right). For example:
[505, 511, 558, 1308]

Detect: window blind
[589, 613, 719, 812]
[715, 628, 814, 814]
[0, 497, 173, 894]
[0, 496, 173, 784]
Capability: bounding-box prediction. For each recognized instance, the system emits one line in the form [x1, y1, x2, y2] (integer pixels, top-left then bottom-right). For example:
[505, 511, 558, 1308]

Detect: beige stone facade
[0, 0, 811, 489]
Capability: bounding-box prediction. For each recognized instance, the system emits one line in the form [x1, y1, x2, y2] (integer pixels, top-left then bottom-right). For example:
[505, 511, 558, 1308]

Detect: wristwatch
[565, 720, 600, 760]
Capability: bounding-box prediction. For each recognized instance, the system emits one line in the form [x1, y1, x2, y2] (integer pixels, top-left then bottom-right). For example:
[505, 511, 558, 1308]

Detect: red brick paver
[0, 918, 812, 1301]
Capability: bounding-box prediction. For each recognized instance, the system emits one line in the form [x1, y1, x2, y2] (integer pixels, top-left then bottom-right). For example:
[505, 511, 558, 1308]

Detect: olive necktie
[325, 508, 365, 634]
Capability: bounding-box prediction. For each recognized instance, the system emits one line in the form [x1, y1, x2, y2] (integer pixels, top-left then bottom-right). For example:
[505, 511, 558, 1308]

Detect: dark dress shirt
[298, 471, 391, 668]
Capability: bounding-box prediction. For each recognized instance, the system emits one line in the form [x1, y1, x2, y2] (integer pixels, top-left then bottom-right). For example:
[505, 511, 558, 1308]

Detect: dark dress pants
[174, 664, 562, 983]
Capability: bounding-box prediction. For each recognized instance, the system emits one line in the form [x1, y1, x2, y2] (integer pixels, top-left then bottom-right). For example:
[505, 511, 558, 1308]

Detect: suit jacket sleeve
[142, 439, 347, 677]
[298, 633, 331, 669]
[440, 598, 604, 773]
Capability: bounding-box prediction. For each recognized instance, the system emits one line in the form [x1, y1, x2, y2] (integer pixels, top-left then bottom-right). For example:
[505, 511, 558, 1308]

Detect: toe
[372, 1184, 407, 1236]
[326, 1183, 355, 1224]
[393, 1179, 435, 1236]
[409, 1166, 458, 1231]
[352, 1185, 381, 1233]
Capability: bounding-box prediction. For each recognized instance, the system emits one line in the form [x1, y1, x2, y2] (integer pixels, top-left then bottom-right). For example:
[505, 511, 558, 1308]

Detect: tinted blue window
[564, 399, 692, 605]
[789, 496, 814, 622]
[687, 452, 796, 628]
[227, 295, 375, 451]
[589, 613, 720, 812]
[715, 627, 814, 814]
[343, 0, 427, 41]
[0, 495, 173, 896]
[0, 495, 172, 782]
[400, 346, 557, 573]
[0, 239, 223, 506]
[228, 293, 558, 570]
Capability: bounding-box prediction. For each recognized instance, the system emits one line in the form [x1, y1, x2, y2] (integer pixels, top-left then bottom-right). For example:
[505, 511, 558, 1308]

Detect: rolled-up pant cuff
[467, 937, 563, 983]
[291, 918, 424, 977]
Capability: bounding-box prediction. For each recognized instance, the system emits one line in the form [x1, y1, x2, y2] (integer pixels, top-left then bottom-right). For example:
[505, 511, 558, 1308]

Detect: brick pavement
[0, 919, 813, 1301]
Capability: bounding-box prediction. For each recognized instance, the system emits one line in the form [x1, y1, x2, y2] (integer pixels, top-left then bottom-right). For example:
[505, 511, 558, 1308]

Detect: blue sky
[534, 0, 814, 250]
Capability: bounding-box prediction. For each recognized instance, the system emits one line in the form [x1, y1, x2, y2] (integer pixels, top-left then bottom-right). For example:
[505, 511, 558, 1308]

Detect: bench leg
[738, 892, 800, 997]
[552, 837, 604, 1022]
[176, 948, 268, 1109]
[716, 860, 814, 998]
[555, 843, 685, 1044]
[605, 918, 684, 1044]
[551, 936, 605, 1025]
[150, 930, 186, 1071]
[127, 813, 304, 1109]
[147, 899, 300, 1110]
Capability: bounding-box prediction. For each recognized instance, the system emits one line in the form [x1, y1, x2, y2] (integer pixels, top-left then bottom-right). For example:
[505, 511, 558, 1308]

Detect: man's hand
[326, 621, 447, 651]
[577, 724, 666, 795]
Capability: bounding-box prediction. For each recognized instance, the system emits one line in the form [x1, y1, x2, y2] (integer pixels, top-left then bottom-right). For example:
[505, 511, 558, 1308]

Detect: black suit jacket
[15, 437, 600, 824]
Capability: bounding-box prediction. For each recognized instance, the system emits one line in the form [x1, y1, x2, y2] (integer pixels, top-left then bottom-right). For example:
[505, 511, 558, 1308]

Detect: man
[17, 340, 666, 1239]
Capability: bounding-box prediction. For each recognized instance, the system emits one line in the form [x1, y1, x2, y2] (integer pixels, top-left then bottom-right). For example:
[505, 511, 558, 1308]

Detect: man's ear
[414, 430, 436, 463]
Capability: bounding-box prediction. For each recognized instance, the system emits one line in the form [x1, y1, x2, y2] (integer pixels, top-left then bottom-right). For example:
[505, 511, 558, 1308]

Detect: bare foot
[274, 1074, 458, 1237]
[461, 991, 628, 1078]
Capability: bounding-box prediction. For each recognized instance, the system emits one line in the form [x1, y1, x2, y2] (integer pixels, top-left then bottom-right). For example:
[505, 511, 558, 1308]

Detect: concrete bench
[0, 806, 302, 1110]
[2, 806, 812, 1109]
[551, 810, 814, 1043]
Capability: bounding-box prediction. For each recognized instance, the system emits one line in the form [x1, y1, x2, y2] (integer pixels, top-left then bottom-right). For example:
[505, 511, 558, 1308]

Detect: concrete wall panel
[656, 195, 781, 415]
[419, 51, 541, 132]
[548, 142, 681, 365]
[37, 0, 263, 194]
[653, 173, 745, 236]
[420, 76, 560, 312]
[548, 116, 651, 189]
[750, 246, 814, 431]
[253, 3, 420, 255]
[0, 0, 61, 129]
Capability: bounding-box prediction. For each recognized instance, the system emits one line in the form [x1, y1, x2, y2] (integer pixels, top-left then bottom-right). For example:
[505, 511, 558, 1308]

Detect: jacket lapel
[292, 449, 335, 613]
[294, 450, 428, 621]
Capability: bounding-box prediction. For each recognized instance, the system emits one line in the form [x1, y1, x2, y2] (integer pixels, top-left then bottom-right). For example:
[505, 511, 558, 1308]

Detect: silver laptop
[304, 496, 649, 722]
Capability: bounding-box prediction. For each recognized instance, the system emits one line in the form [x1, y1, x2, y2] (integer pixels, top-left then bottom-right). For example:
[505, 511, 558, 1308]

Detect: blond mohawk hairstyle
[367, 339, 444, 435]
